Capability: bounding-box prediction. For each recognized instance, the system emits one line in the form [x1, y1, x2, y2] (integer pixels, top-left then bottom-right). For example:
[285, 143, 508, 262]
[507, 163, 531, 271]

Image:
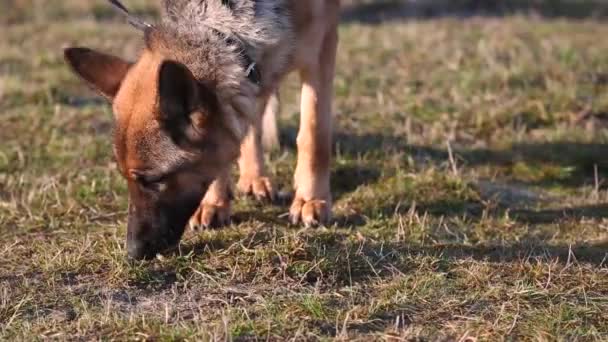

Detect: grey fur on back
[155, 0, 293, 92]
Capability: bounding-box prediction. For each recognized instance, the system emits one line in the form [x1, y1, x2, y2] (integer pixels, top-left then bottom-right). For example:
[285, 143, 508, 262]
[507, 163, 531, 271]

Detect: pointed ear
[64, 47, 131, 100]
[157, 60, 219, 121]
[157, 60, 198, 122]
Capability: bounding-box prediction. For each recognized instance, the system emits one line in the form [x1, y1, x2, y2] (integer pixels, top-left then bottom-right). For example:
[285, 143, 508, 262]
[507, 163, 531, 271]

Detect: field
[1, 0, 608, 340]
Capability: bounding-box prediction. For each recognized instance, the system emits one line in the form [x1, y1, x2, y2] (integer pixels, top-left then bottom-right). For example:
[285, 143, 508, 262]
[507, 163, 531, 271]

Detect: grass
[1, 0, 608, 340]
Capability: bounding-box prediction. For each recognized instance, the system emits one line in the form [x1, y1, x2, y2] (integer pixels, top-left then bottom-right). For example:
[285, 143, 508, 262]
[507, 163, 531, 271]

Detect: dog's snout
[126, 218, 180, 260]
[126, 220, 158, 260]
[127, 239, 153, 260]
[125, 184, 205, 260]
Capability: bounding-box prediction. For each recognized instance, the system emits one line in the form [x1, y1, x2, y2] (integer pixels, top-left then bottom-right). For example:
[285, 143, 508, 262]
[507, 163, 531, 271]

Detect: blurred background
[3, 0, 608, 24]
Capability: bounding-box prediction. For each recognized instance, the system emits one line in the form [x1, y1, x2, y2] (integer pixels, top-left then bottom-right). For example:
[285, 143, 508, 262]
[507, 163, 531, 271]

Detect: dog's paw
[237, 175, 275, 202]
[189, 200, 231, 230]
[289, 197, 332, 227]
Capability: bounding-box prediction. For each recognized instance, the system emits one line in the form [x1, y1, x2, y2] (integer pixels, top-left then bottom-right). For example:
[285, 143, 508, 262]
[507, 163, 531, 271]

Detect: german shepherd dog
[64, 0, 340, 259]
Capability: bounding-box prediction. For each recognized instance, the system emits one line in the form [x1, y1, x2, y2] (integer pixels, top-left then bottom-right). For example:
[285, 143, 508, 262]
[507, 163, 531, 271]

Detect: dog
[64, 0, 340, 260]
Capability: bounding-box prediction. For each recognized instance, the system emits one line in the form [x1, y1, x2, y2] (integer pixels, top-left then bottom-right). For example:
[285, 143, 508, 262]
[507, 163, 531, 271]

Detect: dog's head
[64, 41, 242, 259]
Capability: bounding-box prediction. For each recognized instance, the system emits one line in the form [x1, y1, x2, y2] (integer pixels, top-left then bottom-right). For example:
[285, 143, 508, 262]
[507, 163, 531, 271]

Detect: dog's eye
[134, 173, 167, 191]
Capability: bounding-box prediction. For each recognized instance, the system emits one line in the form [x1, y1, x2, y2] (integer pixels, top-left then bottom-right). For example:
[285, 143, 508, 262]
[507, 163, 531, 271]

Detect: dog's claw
[289, 197, 331, 227]
[189, 202, 231, 230]
[237, 176, 275, 202]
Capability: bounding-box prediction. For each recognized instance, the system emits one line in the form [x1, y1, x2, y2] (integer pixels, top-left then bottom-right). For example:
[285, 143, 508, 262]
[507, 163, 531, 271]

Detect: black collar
[241, 52, 261, 85]
[220, 32, 261, 86]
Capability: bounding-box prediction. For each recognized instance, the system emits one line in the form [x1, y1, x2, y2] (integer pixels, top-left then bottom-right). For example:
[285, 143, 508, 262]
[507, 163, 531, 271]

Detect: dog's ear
[158, 60, 218, 132]
[64, 47, 132, 100]
[158, 60, 198, 122]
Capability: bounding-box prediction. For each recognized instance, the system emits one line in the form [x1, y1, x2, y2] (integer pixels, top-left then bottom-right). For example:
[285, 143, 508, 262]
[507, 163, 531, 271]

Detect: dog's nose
[127, 240, 153, 260]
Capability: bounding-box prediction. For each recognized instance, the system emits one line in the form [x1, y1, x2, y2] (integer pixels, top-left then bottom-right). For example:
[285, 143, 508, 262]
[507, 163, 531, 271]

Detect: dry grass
[1, 0, 608, 340]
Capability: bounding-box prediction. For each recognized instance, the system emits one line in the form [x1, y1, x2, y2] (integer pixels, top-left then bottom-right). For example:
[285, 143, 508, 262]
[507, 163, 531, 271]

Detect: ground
[1, 1, 608, 341]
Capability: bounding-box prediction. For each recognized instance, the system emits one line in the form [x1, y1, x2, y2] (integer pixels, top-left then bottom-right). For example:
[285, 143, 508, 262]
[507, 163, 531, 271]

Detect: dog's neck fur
[143, 0, 293, 140]
[153, 0, 291, 92]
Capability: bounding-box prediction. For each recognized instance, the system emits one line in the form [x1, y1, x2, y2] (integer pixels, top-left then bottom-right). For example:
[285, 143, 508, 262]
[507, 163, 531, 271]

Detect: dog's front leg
[289, 26, 338, 227]
[236, 97, 276, 201]
[189, 169, 233, 229]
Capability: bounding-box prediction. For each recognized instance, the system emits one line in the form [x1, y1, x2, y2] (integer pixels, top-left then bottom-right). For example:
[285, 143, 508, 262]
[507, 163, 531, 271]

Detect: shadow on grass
[179, 225, 607, 278]
[341, 0, 608, 24]
[509, 204, 608, 224]
[332, 163, 382, 200]
[143, 229, 606, 336]
[341, 199, 608, 228]
[326, 131, 608, 189]
[181, 227, 608, 282]
[408, 200, 608, 225]
[277, 129, 608, 225]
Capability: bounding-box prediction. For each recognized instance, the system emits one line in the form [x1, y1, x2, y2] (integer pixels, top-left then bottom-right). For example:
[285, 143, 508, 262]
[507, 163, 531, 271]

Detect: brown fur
[64, 0, 340, 259]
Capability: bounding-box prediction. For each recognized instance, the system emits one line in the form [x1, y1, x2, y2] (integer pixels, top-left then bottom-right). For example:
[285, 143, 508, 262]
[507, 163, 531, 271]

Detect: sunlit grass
[1, 1, 607, 340]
